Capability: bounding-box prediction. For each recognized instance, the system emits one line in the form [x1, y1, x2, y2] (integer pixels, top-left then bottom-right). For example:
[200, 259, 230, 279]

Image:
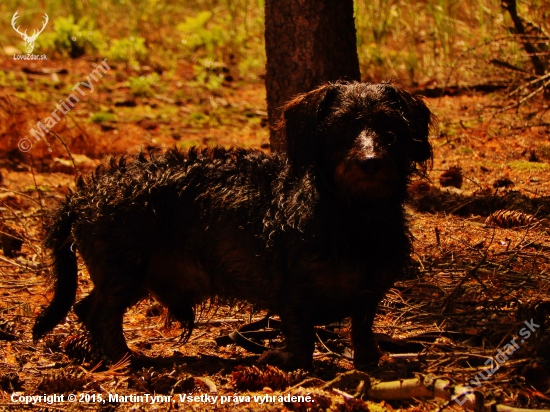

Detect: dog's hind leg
[74, 288, 147, 344]
[147, 285, 196, 343]
[78, 255, 148, 363]
[144, 251, 207, 344]
[73, 290, 95, 323]
[279, 307, 316, 370]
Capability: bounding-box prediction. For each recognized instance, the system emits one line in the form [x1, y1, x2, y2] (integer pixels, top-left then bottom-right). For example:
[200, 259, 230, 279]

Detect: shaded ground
[1, 55, 550, 411]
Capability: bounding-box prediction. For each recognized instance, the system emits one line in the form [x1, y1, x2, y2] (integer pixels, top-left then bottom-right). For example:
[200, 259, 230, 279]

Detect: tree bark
[501, 0, 548, 76]
[265, 0, 361, 152]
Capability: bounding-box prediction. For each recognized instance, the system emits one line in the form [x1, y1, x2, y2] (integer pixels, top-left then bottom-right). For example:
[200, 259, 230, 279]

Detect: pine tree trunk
[265, 0, 361, 152]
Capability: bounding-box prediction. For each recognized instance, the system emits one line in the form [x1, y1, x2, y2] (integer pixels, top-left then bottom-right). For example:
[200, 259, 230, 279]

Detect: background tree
[264, 0, 361, 152]
[501, 0, 548, 77]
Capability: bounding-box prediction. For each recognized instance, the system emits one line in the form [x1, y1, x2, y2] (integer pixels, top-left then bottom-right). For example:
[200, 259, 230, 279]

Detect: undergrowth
[2, 0, 548, 86]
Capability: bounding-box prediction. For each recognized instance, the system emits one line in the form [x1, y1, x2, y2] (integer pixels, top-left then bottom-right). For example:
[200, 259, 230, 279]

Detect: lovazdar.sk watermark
[452, 318, 540, 406]
[11, 10, 48, 56]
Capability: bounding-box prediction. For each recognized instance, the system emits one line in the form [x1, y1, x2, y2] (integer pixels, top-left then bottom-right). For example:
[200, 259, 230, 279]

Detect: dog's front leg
[351, 303, 382, 370]
[279, 307, 316, 370]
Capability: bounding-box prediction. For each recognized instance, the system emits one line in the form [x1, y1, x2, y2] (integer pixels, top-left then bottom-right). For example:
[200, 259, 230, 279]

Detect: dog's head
[279, 81, 434, 199]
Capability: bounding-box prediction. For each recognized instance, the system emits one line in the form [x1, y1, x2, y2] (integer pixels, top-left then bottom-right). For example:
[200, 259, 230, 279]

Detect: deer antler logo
[11, 11, 49, 54]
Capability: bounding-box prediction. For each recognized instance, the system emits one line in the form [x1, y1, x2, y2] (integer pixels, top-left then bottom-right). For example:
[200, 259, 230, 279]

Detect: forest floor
[1, 54, 550, 411]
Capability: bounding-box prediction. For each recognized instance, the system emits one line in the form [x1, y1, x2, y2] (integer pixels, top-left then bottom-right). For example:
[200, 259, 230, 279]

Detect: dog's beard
[335, 161, 399, 199]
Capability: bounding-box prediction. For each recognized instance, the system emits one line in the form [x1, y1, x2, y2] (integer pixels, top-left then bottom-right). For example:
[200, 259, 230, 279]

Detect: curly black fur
[33, 81, 434, 369]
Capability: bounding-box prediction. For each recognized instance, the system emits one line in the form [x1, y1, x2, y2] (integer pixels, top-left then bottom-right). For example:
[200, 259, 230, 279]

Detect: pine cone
[439, 166, 463, 188]
[408, 180, 432, 193]
[63, 334, 101, 365]
[44, 334, 64, 352]
[485, 210, 536, 228]
[37, 367, 89, 394]
[232, 365, 290, 391]
[493, 177, 514, 188]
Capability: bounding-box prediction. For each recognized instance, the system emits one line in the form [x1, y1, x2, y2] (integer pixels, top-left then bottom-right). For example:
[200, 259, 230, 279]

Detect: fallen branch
[368, 374, 550, 412]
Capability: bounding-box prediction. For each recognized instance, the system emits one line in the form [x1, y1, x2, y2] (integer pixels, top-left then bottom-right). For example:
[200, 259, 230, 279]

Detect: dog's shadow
[123, 352, 257, 375]
[409, 186, 550, 217]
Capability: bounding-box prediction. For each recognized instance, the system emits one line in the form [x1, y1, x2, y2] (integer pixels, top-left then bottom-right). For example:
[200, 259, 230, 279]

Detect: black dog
[33, 81, 433, 370]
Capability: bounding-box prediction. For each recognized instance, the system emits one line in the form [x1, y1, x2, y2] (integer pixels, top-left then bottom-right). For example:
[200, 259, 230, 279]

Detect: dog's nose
[357, 158, 383, 175]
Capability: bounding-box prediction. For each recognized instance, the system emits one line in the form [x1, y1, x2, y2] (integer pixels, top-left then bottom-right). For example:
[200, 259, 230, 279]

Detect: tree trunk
[501, 0, 547, 75]
[265, 0, 361, 152]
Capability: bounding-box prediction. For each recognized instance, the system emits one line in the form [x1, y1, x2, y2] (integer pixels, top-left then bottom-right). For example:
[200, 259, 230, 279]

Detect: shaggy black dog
[33, 81, 433, 370]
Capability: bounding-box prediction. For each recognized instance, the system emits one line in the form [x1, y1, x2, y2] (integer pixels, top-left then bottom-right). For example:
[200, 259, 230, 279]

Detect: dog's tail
[32, 200, 78, 341]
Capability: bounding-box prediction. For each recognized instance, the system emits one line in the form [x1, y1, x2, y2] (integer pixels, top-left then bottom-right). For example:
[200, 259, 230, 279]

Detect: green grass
[0, 71, 29, 92]
[458, 147, 474, 155]
[128, 73, 161, 97]
[177, 140, 202, 150]
[90, 112, 116, 123]
[508, 161, 550, 171]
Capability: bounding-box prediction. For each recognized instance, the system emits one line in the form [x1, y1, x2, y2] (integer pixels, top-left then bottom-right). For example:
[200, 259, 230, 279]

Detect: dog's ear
[279, 83, 340, 170]
[407, 98, 433, 163]
[392, 87, 434, 163]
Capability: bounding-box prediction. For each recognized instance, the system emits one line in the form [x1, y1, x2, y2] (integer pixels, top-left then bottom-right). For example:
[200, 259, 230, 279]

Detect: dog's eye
[382, 131, 396, 145]
[329, 119, 352, 134]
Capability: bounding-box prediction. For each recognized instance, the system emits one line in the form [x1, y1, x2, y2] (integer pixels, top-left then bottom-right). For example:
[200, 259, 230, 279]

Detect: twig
[505, 72, 550, 99]
[48, 129, 77, 171]
[0, 188, 45, 208]
[442, 254, 486, 313]
[499, 78, 550, 113]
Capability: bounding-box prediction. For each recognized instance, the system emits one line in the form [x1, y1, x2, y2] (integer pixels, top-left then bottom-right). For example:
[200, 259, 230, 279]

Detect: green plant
[177, 11, 227, 57]
[187, 111, 210, 125]
[176, 5, 265, 74]
[193, 60, 225, 91]
[36, 16, 104, 58]
[458, 147, 474, 155]
[0, 71, 29, 92]
[508, 161, 550, 171]
[177, 139, 202, 150]
[90, 112, 116, 123]
[0, 71, 11, 87]
[129, 73, 161, 97]
[106, 37, 148, 66]
[14, 75, 29, 92]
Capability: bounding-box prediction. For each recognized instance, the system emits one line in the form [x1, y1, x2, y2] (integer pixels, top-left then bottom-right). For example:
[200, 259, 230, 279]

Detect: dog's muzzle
[357, 157, 383, 176]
